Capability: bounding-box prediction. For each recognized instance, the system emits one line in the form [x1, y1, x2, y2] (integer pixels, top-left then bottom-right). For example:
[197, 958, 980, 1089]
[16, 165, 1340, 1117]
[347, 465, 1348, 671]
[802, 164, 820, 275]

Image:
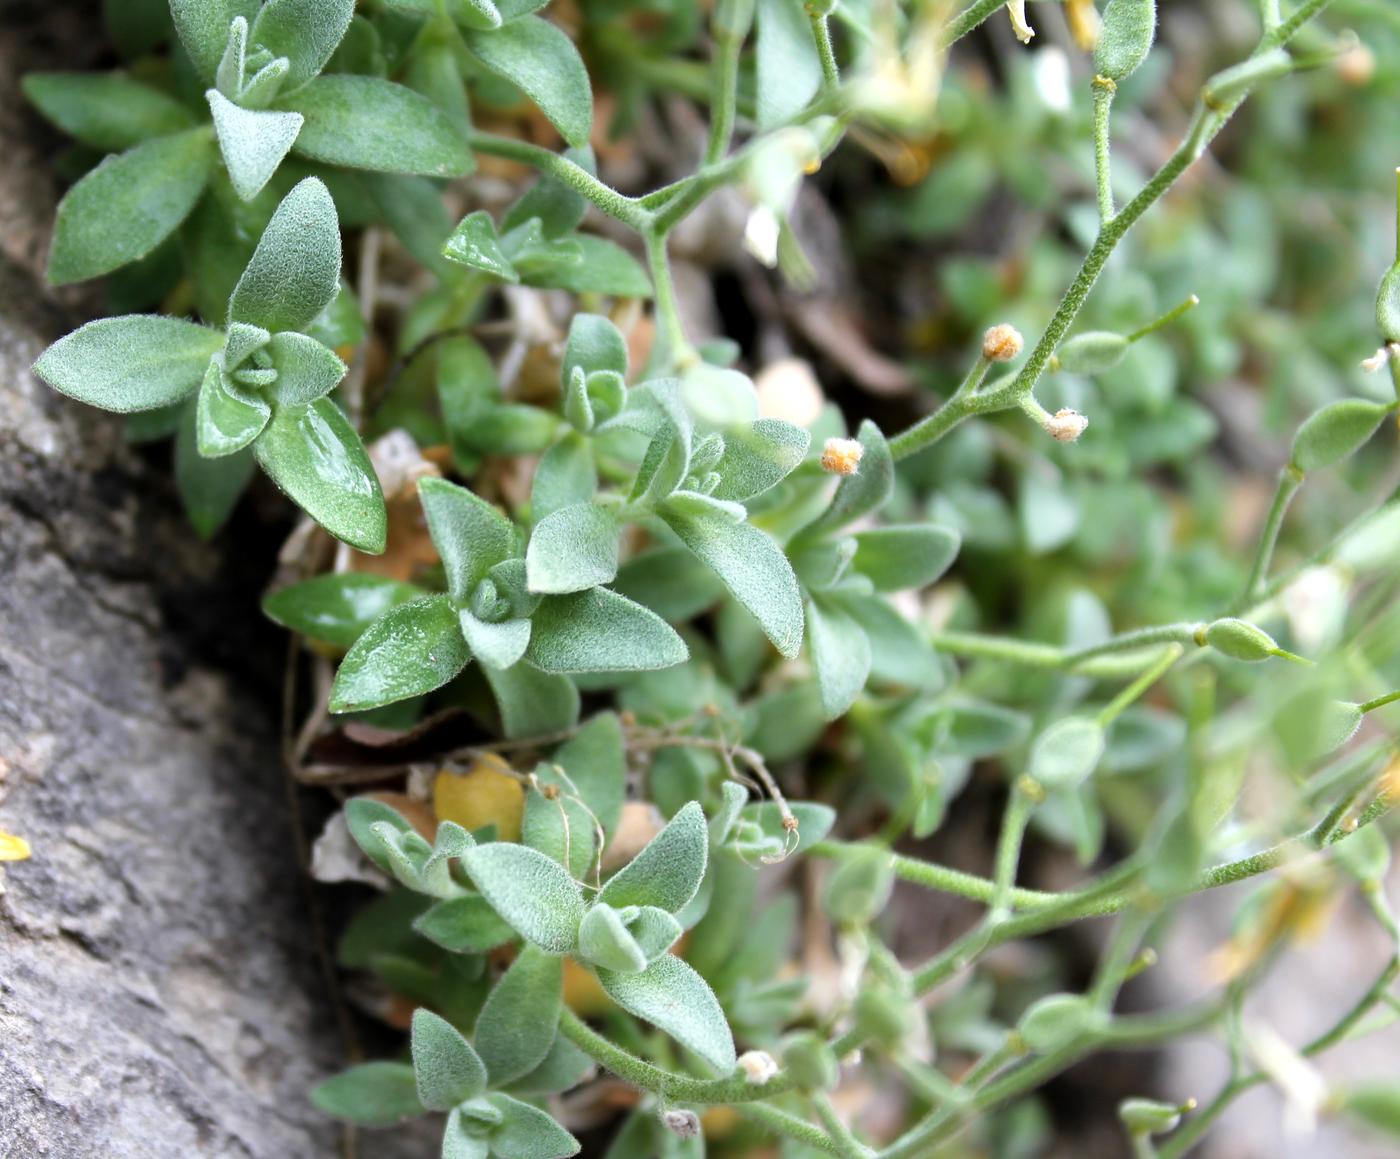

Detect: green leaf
[254, 397, 387, 553]
[47, 128, 214, 285]
[1341, 1085, 1400, 1139]
[262, 573, 423, 649]
[553, 712, 625, 840]
[504, 1035, 594, 1096]
[596, 954, 736, 1073]
[175, 401, 255, 538]
[460, 607, 533, 671]
[524, 789, 598, 881]
[526, 588, 689, 673]
[532, 434, 596, 522]
[1096, 0, 1157, 82]
[738, 801, 835, 857]
[460, 842, 585, 953]
[330, 595, 470, 712]
[528, 235, 652, 297]
[501, 146, 593, 237]
[22, 72, 195, 152]
[229, 177, 341, 333]
[711, 419, 810, 502]
[474, 945, 564, 1085]
[444, 210, 519, 282]
[197, 359, 269, 455]
[1028, 717, 1106, 791]
[411, 1008, 488, 1112]
[835, 593, 943, 690]
[281, 75, 474, 177]
[526, 504, 619, 594]
[485, 1093, 581, 1159]
[661, 492, 804, 659]
[800, 420, 894, 540]
[414, 894, 517, 953]
[206, 91, 303, 202]
[311, 1061, 424, 1126]
[563, 314, 628, 383]
[33, 316, 222, 413]
[170, 0, 260, 83]
[923, 700, 1031, 758]
[599, 801, 707, 914]
[419, 477, 516, 603]
[461, 16, 593, 147]
[755, 0, 822, 130]
[851, 525, 961, 592]
[577, 903, 647, 973]
[262, 331, 346, 406]
[484, 662, 580, 739]
[614, 547, 728, 622]
[250, 0, 356, 92]
[806, 596, 871, 720]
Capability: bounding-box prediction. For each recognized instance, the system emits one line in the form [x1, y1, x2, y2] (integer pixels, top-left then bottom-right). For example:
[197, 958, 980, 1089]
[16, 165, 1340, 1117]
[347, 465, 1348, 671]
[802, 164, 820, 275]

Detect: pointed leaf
[460, 842, 585, 953]
[461, 16, 593, 147]
[474, 945, 564, 1085]
[311, 1061, 423, 1127]
[250, 0, 356, 91]
[484, 1093, 581, 1159]
[484, 662, 580, 739]
[577, 903, 646, 973]
[33, 316, 221, 413]
[207, 91, 303, 202]
[711, 419, 810, 502]
[170, 0, 261, 83]
[596, 955, 737, 1073]
[47, 129, 214, 285]
[330, 595, 470, 712]
[504, 1035, 594, 1096]
[524, 788, 598, 882]
[756, 0, 822, 130]
[263, 331, 346, 406]
[254, 397, 387, 553]
[852, 524, 961, 592]
[562, 314, 627, 383]
[527, 234, 651, 297]
[444, 210, 519, 281]
[263, 573, 423, 649]
[801, 419, 894, 539]
[197, 359, 269, 456]
[599, 801, 707, 914]
[175, 402, 255, 538]
[414, 894, 517, 954]
[460, 610, 532, 671]
[526, 589, 688, 674]
[229, 177, 342, 333]
[419, 477, 516, 603]
[411, 1008, 488, 1111]
[526, 504, 619, 594]
[806, 596, 871, 720]
[23, 72, 195, 152]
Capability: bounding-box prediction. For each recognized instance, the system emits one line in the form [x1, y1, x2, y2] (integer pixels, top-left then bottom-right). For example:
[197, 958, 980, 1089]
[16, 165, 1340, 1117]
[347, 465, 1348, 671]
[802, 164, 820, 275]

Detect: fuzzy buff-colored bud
[982, 323, 1025, 362]
[738, 1050, 779, 1084]
[661, 1110, 701, 1139]
[1045, 408, 1089, 442]
[821, 437, 864, 476]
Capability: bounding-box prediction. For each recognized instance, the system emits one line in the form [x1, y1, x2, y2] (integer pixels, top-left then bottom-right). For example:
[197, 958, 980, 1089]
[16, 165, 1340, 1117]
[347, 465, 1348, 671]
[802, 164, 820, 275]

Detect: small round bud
[1045, 409, 1089, 442]
[784, 1032, 839, 1091]
[1335, 43, 1375, 87]
[1202, 618, 1281, 662]
[821, 437, 864, 476]
[661, 1109, 702, 1139]
[982, 323, 1024, 363]
[738, 1050, 779, 1084]
[1018, 993, 1104, 1054]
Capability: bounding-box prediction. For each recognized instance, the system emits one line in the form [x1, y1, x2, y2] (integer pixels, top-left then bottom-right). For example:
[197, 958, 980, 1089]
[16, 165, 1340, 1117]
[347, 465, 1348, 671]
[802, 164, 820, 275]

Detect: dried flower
[821, 437, 864, 476]
[738, 1050, 780, 1084]
[1044, 408, 1089, 442]
[982, 323, 1025, 363]
[1008, 0, 1036, 44]
[661, 1109, 702, 1138]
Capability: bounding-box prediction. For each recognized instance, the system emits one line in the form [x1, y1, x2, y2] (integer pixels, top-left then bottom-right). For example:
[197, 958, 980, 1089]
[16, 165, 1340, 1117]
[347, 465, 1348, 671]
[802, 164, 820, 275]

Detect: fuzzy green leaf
[460, 842, 585, 953]
[34, 315, 222, 413]
[526, 588, 689, 674]
[755, 0, 822, 130]
[250, 0, 356, 92]
[444, 210, 519, 282]
[459, 610, 532, 671]
[526, 504, 619, 594]
[523, 789, 598, 882]
[522, 234, 651, 298]
[485, 1093, 581, 1159]
[851, 525, 961, 592]
[262, 573, 423, 649]
[662, 491, 804, 659]
[229, 177, 342, 333]
[254, 397, 387, 553]
[47, 128, 214, 285]
[22, 72, 195, 152]
[196, 359, 269, 456]
[577, 903, 647, 973]
[1029, 717, 1106, 791]
[596, 954, 736, 1073]
[414, 894, 517, 954]
[330, 595, 469, 712]
[800, 419, 894, 540]
[461, 16, 593, 147]
[411, 1008, 488, 1112]
[484, 662, 580, 739]
[175, 404, 255, 538]
[419, 477, 516, 603]
[170, 0, 260, 83]
[504, 1036, 594, 1096]
[711, 419, 810, 502]
[806, 596, 871, 720]
[563, 314, 628, 384]
[552, 712, 625, 840]
[532, 434, 596, 521]
[1095, 0, 1157, 82]
[206, 91, 303, 202]
[311, 1061, 423, 1126]
[1291, 399, 1394, 473]
[599, 801, 707, 915]
[474, 945, 564, 1085]
[262, 331, 346, 406]
[281, 75, 474, 177]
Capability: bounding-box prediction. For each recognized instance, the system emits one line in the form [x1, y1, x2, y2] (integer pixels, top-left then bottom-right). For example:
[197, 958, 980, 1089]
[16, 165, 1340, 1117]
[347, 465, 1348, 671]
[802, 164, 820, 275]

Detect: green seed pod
[853, 987, 913, 1052]
[1055, 331, 1129, 375]
[1203, 618, 1280, 662]
[1378, 263, 1400, 343]
[1203, 47, 1293, 109]
[1095, 0, 1157, 82]
[784, 1031, 839, 1091]
[1028, 717, 1106, 791]
[1290, 398, 1392, 473]
[1119, 1097, 1187, 1136]
[1018, 993, 1103, 1054]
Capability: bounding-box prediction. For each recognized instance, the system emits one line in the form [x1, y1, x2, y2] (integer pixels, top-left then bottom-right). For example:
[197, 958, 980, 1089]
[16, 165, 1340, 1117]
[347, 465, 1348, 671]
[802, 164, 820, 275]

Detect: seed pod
[1290, 398, 1392, 473]
[1095, 0, 1157, 82]
[784, 1031, 839, 1091]
[1203, 47, 1293, 108]
[1119, 1097, 1187, 1136]
[1018, 993, 1103, 1054]
[1376, 262, 1400, 343]
[1203, 618, 1280, 662]
[1055, 330, 1129, 374]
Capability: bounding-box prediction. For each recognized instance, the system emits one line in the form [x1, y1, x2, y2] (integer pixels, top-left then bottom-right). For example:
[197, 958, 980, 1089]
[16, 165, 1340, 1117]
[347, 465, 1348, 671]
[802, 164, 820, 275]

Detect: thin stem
[704, 0, 748, 165]
[940, 0, 1011, 48]
[1359, 688, 1400, 714]
[1239, 466, 1304, 605]
[1126, 293, 1201, 343]
[1096, 645, 1184, 727]
[991, 780, 1038, 920]
[645, 230, 695, 367]
[740, 1102, 846, 1156]
[1065, 623, 1205, 666]
[811, 1092, 870, 1159]
[811, 11, 841, 91]
[1092, 78, 1116, 225]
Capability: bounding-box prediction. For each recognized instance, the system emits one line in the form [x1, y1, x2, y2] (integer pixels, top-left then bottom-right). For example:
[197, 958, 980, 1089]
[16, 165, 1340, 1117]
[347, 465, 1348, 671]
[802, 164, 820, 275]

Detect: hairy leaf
[262, 573, 424, 649]
[526, 504, 619, 594]
[419, 477, 516, 604]
[311, 1061, 423, 1126]
[23, 72, 195, 151]
[461, 16, 593, 147]
[526, 588, 688, 673]
[206, 91, 303, 201]
[411, 1008, 487, 1111]
[596, 954, 736, 1073]
[250, 0, 356, 91]
[460, 842, 585, 953]
[598, 801, 707, 914]
[329, 595, 470, 712]
[474, 945, 564, 1085]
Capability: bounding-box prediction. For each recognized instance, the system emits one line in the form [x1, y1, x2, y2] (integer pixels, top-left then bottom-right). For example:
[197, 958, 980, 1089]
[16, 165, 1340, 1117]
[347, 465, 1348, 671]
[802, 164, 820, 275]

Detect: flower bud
[821, 437, 864, 476]
[1045, 408, 1089, 442]
[784, 1031, 839, 1091]
[1202, 618, 1282, 662]
[1290, 398, 1393, 474]
[983, 323, 1025, 363]
[661, 1109, 702, 1139]
[738, 1050, 779, 1084]
[1055, 330, 1129, 374]
[1095, 0, 1156, 82]
[1018, 993, 1104, 1054]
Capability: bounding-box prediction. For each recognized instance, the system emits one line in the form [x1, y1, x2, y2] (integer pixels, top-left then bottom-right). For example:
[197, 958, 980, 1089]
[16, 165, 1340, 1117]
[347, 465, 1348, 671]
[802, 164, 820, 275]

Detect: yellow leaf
[433, 755, 525, 842]
[0, 831, 32, 861]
